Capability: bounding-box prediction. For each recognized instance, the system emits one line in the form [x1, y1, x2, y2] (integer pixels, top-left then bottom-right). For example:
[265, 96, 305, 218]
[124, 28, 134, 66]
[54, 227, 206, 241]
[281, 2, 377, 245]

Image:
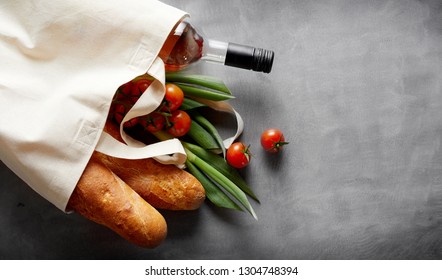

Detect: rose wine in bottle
[159, 19, 274, 73]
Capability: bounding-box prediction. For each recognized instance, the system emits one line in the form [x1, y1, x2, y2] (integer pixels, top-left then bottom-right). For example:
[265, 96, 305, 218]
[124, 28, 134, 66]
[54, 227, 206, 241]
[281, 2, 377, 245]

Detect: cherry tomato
[167, 110, 191, 137]
[113, 104, 138, 128]
[139, 112, 166, 133]
[162, 83, 184, 112]
[226, 142, 251, 169]
[131, 79, 152, 103]
[113, 103, 126, 124]
[119, 81, 133, 97]
[110, 81, 133, 114]
[260, 128, 288, 153]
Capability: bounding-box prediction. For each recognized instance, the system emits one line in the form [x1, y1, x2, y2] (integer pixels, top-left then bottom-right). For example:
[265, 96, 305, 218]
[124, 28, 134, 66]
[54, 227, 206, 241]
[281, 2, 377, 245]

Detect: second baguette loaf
[99, 120, 206, 210]
[95, 151, 206, 210]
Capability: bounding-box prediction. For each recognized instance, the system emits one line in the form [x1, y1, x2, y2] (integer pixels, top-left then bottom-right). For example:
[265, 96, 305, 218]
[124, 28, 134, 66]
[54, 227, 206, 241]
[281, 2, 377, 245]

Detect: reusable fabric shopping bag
[0, 0, 188, 211]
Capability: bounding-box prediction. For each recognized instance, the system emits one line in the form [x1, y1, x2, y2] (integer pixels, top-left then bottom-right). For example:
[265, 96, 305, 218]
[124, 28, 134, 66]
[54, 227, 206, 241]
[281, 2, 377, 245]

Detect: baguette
[99, 121, 205, 210]
[67, 155, 167, 248]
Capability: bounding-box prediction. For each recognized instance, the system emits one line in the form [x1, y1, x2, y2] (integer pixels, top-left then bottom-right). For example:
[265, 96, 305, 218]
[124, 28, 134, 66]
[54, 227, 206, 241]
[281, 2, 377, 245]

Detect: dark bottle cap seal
[225, 43, 274, 73]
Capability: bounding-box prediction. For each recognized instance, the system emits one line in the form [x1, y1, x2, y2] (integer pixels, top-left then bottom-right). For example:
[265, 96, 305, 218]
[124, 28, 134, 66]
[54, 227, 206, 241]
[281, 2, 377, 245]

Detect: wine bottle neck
[202, 39, 274, 73]
[225, 43, 274, 73]
[201, 39, 229, 64]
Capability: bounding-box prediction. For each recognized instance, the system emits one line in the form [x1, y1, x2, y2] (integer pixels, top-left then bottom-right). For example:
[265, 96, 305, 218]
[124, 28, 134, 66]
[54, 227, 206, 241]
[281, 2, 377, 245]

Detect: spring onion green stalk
[182, 142, 259, 202]
[189, 111, 226, 158]
[186, 161, 242, 211]
[175, 83, 234, 101]
[187, 121, 220, 150]
[180, 97, 207, 111]
[185, 149, 258, 220]
[166, 73, 232, 95]
[153, 131, 257, 219]
[158, 73, 259, 218]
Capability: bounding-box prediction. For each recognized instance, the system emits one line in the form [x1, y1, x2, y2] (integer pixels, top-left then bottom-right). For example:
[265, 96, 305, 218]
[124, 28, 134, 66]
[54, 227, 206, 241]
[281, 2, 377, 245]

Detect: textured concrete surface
[1, 0, 441, 259]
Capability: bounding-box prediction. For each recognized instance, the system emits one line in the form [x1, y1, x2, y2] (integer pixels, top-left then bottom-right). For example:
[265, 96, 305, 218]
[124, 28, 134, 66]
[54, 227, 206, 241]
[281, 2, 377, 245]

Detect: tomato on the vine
[167, 110, 191, 137]
[117, 80, 133, 98]
[226, 142, 251, 169]
[113, 104, 138, 128]
[139, 112, 166, 133]
[260, 128, 288, 153]
[162, 83, 184, 112]
[131, 78, 152, 103]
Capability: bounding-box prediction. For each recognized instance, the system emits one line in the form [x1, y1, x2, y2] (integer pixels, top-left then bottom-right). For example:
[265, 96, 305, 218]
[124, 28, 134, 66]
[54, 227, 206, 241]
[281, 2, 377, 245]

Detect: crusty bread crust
[67, 121, 206, 247]
[99, 121, 205, 210]
[67, 155, 167, 248]
[95, 152, 206, 210]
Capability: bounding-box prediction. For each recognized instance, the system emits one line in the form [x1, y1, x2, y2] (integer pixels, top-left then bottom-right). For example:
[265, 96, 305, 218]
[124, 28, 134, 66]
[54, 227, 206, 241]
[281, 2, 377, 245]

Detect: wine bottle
[159, 19, 274, 73]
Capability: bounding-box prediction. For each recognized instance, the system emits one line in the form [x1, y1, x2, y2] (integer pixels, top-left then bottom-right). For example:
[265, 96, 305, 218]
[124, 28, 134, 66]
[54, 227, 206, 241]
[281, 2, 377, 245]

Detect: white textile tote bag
[0, 0, 188, 211]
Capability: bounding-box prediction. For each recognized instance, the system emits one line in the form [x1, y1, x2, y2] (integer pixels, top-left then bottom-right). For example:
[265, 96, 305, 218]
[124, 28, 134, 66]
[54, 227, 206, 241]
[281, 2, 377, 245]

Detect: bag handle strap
[95, 57, 245, 167]
[95, 57, 187, 166]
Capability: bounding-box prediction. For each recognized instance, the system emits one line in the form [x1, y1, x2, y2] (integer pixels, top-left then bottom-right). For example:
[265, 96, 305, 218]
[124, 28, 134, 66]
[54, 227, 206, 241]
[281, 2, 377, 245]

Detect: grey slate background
[1, 0, 441, 259]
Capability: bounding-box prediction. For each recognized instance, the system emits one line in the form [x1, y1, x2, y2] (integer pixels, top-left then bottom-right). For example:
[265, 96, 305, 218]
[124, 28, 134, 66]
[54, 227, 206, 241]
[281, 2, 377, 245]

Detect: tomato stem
[271, 136, 289, 152]
[243, 144, 252, 161]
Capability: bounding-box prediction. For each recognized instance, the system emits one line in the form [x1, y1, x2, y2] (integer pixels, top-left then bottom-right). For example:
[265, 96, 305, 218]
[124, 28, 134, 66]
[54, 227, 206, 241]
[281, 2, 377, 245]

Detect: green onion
[152, 130, 257, 219]
[189, 111, 226, 158]
[175, 83, 234, 101]
[186, 161, 242, 211]
[185, 149, 258, 220]
[154, 74, 260, 219]
[182, 142, 259, 202]
[180, 97, 207, 111]
[166, 73, 232, 95]
[187, 121, 220, 150]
